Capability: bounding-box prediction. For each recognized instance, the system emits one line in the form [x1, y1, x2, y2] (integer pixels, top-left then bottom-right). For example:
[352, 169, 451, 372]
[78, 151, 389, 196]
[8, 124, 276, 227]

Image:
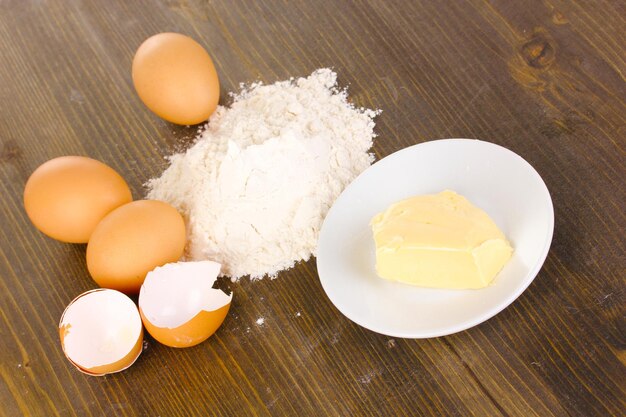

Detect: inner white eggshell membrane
[60, 289, 142, 369]
[139, 261, 232, 328]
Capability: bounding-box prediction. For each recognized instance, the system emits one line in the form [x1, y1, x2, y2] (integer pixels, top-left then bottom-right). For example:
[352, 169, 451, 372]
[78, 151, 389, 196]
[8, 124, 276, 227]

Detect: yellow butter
[370, 190, 513, 289]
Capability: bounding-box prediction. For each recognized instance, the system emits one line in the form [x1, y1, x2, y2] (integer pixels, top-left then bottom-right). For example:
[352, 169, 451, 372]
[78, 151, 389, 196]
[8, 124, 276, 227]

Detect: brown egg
[86, 200, 186, 294]
[132, 32, 220, 125]
[23, 156, 132, 243]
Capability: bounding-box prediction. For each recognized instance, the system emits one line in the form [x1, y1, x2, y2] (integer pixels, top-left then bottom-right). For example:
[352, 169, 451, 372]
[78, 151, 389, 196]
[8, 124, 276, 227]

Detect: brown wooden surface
[1, 1, 624, 416]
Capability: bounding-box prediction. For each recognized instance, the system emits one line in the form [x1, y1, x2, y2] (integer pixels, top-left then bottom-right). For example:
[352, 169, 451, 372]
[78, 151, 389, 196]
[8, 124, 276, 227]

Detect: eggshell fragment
[86, 200, 186, 294]
[139, 261, 232, 348]
[59, 289, 143, 376]
[24, 156, 132, 243]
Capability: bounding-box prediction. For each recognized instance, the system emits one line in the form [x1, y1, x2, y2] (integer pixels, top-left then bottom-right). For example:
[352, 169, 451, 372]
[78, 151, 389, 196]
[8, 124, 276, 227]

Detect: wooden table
[1, 1, 624, 416]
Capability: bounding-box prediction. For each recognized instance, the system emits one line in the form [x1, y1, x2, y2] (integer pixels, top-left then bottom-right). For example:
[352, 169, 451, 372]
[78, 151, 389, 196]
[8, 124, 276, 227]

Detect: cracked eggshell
[59, 289, 143, 376]
[138, 261, 232, 348]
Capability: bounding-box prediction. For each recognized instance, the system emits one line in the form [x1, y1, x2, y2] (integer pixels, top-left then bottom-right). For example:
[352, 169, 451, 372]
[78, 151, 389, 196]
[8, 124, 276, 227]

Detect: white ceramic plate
[317, 139, 554, 338]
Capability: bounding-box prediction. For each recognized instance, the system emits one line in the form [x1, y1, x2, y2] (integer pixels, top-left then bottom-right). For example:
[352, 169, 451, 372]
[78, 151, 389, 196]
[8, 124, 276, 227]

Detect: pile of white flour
[147, 69, 379, 279]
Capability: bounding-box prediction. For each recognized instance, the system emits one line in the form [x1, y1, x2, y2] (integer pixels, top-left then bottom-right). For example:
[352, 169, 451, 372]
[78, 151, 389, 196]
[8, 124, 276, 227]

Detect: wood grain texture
[1, 0, 624, 416]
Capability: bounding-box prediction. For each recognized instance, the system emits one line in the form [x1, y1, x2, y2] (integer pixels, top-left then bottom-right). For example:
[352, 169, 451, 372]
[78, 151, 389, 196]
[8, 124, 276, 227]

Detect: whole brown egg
[86, 200, 186, 294]
[24, 156, 132, 243]
[132, 32, 220, 125]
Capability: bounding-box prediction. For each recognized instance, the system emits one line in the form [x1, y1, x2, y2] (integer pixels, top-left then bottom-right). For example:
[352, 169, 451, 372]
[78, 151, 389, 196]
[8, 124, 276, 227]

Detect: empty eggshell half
[59, 289, 143, 376]
[138, 261, 232, 348]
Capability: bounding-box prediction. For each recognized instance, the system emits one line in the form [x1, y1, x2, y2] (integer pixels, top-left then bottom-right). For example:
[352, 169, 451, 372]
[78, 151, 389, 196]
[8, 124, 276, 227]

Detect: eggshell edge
[140, 301, 231, 348]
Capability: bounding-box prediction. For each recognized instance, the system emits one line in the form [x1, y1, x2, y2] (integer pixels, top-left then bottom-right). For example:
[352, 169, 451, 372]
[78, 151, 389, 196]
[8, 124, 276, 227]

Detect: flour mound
[147, 69, 379, 280]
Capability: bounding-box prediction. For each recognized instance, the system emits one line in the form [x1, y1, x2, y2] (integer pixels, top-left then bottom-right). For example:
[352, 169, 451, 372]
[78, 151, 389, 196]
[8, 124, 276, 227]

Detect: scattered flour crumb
[358, 369, 380, 384]
[256, 317, 265, 326]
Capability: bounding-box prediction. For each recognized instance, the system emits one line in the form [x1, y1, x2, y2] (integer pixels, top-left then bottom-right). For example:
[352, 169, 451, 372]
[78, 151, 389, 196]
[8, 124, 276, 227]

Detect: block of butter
[370, 190, 513, 289]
